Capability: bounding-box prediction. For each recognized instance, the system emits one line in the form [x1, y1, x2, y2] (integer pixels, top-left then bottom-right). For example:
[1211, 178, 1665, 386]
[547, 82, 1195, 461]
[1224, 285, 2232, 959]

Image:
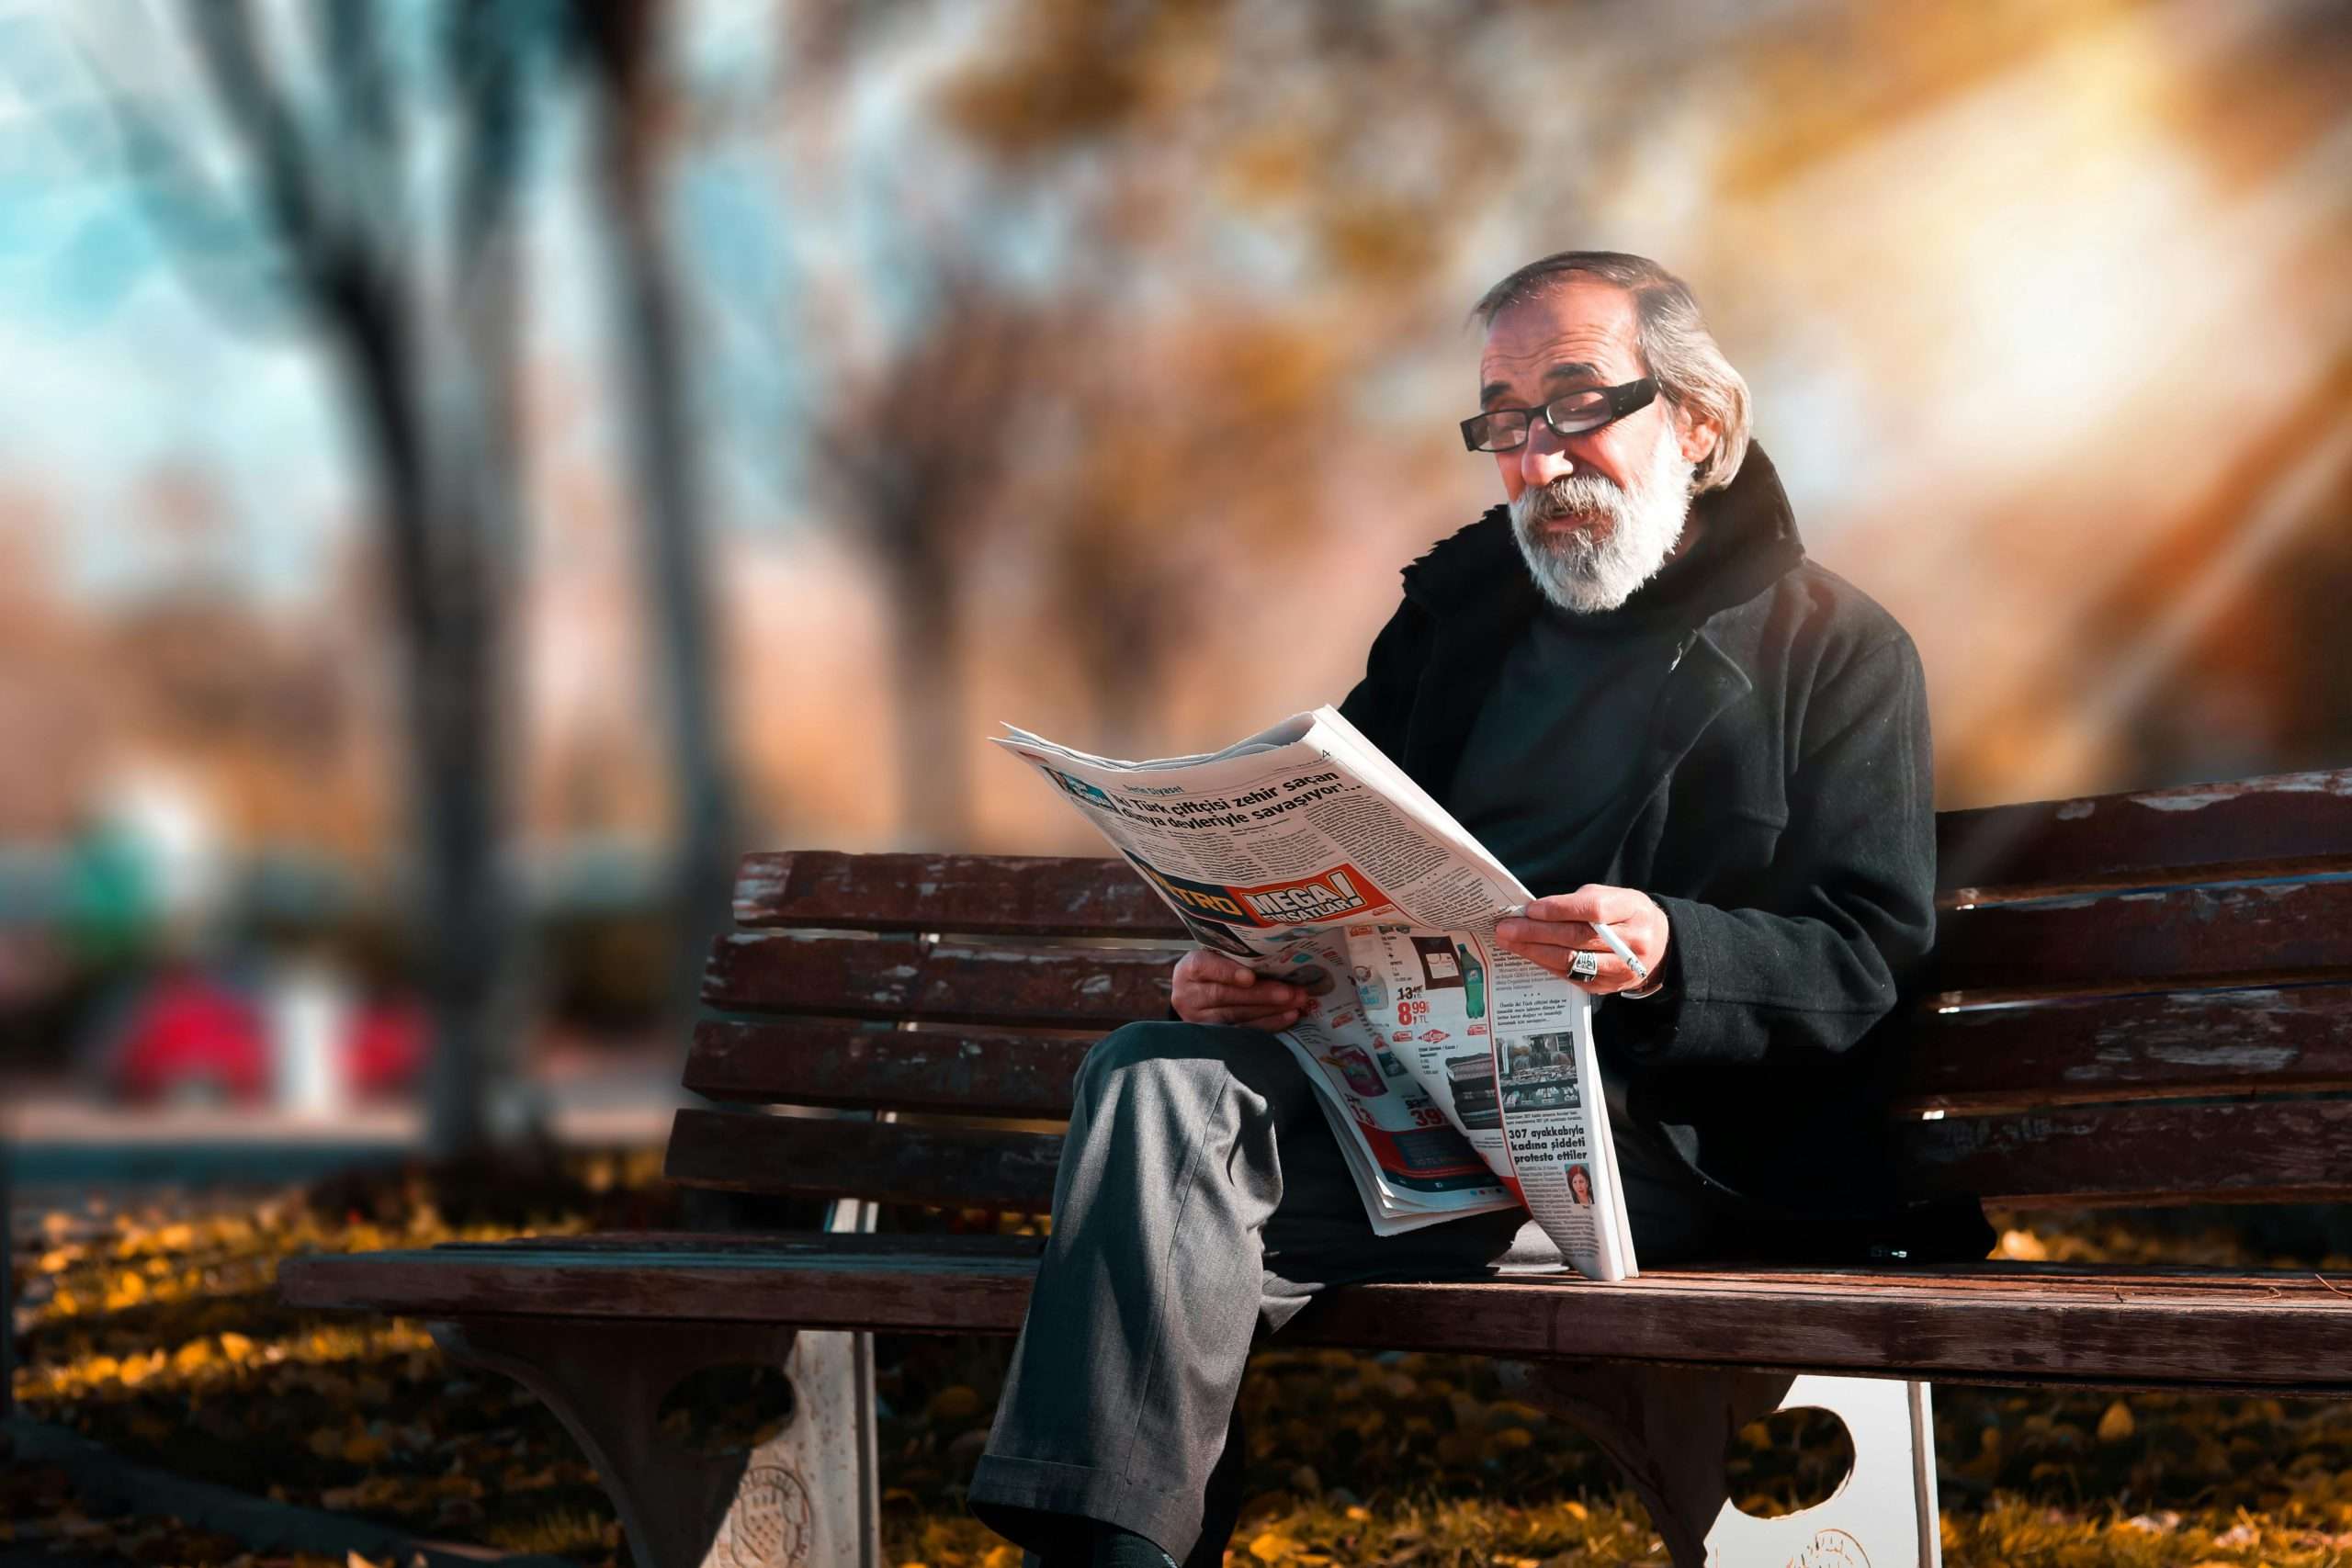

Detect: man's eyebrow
[1480, 361, 1603, 405]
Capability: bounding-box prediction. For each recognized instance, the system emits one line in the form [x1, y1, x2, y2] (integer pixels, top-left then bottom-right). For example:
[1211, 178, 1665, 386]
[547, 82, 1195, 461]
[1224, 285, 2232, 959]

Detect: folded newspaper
[994, 706, 1637, 1282]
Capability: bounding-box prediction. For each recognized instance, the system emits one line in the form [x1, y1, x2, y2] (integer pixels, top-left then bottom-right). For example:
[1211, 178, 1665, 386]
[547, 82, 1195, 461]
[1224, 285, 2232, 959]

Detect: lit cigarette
[1591, 921, 1648, 982]
[1499, 904, 1648, 982]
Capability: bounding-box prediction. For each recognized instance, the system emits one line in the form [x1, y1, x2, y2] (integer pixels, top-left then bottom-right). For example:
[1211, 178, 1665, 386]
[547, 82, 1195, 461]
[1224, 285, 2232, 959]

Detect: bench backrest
[673, 769, 2352, 1219]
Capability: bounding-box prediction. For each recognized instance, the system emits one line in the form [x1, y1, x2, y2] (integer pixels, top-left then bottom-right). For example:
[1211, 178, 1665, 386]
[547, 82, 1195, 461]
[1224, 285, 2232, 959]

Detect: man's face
[1478, 279, 1712, 613]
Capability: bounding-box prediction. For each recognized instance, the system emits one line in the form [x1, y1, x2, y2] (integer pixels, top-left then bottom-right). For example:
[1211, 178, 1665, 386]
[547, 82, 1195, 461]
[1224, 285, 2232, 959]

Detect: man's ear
[1673, 401, 1719, 468]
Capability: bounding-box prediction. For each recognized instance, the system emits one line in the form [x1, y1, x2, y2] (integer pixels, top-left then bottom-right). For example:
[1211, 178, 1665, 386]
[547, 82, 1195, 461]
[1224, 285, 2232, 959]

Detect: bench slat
[684, 1020, 1091, 1117]
[1928, 878, 2352, 1000]
[704, 893, 2352, 1027]
[663, 1108, 1063, 1209]
[1938, 769, 2352, 905]
[277, 1244, 2352, 1392]
[1897, 1097, 2352, 1208]
[671, 1092, 2352, 1215]
[1894, 985, 2352, 1111]
[687, 988, 2352, 1120]
[397, 1235, 2346, 1296]
[703, 932, 1177, 1027]
[734, 852, 1184, 937]
[722, 773, 2352, 937]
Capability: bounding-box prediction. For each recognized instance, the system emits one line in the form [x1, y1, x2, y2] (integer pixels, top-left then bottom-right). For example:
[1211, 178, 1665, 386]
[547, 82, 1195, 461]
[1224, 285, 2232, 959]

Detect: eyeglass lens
[1470, 388, 1611, 452]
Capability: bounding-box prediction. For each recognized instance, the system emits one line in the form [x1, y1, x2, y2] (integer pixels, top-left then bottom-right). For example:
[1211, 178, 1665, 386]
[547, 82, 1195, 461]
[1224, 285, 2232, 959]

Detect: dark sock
[1092, 1525, 1176, 1568]
[1023, 1525, 1174, 1568]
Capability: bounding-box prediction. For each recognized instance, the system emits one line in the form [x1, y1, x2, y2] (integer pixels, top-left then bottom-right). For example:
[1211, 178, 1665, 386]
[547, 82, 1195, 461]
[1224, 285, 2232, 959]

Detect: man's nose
[1518, 423, 1576, 488]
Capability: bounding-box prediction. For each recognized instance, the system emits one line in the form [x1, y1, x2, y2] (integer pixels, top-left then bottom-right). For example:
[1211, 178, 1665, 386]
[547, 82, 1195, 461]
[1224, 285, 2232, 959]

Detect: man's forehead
[1478, 282, 1641, 397]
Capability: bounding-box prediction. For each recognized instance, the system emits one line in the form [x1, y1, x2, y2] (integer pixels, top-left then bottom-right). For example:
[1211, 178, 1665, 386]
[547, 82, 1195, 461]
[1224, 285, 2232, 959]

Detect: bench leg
[430, 1317, 881, 1568]
[1501, 1362, 1940, 1568]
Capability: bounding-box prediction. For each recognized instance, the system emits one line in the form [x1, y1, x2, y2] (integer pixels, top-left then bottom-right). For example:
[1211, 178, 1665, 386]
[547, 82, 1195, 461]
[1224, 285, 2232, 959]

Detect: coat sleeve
[1337, 596, 1429, 761]
[1616, 632, 1937, 1070]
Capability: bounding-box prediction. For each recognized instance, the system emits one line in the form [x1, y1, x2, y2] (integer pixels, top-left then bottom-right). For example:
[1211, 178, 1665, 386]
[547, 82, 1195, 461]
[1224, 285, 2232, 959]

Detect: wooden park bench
[280, 766, 2352, 1568]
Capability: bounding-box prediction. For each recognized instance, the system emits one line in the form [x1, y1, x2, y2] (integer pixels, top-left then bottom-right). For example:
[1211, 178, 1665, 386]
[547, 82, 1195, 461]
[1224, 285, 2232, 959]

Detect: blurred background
[1, 0, 2347, 1166]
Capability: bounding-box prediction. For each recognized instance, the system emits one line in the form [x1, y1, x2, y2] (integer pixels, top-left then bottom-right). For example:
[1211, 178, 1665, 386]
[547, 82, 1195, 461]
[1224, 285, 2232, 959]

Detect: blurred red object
[111, 967, 267, 1104]
[107, 969, 428, 1104]
[345, 998, 427, 1098]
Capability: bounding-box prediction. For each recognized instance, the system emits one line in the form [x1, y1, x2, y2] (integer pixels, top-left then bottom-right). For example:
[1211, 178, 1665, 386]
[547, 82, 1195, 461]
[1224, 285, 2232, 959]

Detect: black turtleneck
[1444, 518, 1724, 897]
[1442, 513, 1752, 1257]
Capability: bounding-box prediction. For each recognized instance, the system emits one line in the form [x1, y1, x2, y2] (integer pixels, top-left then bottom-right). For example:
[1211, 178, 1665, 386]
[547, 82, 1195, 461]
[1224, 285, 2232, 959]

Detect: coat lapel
[1607, 628, 1754, 886]
[1640, 631, 1752, 803]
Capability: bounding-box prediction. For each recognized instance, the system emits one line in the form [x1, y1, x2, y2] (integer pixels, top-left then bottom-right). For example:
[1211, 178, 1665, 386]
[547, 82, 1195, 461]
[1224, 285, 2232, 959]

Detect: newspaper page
[995, 706, 1637, 1281]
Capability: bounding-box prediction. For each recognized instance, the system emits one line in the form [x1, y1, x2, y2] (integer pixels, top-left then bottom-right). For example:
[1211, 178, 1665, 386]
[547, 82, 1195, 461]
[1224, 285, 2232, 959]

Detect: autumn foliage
[12, 1160, 2352, 1566]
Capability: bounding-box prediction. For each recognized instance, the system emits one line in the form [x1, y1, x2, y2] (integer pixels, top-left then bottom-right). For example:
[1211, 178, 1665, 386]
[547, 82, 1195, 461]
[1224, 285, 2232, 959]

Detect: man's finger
[1565, 957, 1637, 994]
[1203, 980, 1305, 1007]
[1495, 917, 1595, 950]
[1528, 885, 1651, 923]
[1504, 939, 1637, 990]
[1504, 930, 1626, 954]
[1199, 1005, 1301, 1029]
[1176, 985, 1305, 1020]
[1177, 954, 1283, 990]
[1517, 892, 1595, 922]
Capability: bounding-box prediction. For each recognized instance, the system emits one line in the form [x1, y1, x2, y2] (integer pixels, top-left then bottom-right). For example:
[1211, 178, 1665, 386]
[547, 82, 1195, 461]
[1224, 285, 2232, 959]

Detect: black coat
[1340, 445, 1988, 1260]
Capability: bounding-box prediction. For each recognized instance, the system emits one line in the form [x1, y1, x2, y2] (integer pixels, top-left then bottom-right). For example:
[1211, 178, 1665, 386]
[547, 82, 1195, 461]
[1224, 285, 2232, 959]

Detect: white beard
[1507, 423, 1695, 615]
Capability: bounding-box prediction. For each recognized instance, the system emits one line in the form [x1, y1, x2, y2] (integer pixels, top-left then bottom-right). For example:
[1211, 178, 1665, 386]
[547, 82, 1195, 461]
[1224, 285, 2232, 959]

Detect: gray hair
[1472, 251, 1751, 494]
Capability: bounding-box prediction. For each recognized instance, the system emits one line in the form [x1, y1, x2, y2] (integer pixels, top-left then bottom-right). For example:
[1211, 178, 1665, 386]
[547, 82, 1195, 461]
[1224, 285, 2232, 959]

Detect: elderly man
[967, 251, 1988, 1568]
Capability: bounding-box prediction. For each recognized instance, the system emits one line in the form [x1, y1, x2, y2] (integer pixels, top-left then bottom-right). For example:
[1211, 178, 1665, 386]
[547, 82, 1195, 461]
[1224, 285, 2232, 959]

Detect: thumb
[1525, 888, 1600, 922]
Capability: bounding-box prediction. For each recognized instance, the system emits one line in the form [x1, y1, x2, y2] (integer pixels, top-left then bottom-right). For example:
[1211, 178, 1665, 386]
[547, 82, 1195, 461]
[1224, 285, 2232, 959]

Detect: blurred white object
[266, 958, 353, 1117]
[96, 764, 229, 935]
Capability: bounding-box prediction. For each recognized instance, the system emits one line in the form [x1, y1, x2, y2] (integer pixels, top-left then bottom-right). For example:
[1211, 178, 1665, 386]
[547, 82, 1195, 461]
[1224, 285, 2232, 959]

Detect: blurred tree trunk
[168, 3, 542, 1159]
[569, 0, 743, 1030]
[879, 524, 969, 846]
[811, 282, 1035, 847]
[2, 1156, 13, 1427]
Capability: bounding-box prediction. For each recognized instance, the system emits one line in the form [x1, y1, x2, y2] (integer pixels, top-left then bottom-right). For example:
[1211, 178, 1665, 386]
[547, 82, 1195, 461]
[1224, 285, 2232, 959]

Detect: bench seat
[276, 764, 2352, 1568]
[283, 1234, 2352, 1394]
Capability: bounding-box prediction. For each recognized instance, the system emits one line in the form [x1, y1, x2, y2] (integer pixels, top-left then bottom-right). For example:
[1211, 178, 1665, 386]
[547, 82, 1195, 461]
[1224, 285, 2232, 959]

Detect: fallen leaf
[1249, 1529, 1295, 1562]
[929, 1386, 983, 1421]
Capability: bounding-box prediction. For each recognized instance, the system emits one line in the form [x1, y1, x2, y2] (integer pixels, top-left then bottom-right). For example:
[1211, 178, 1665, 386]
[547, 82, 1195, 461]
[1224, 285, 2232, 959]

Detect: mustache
[1517, 472, 1627, 523]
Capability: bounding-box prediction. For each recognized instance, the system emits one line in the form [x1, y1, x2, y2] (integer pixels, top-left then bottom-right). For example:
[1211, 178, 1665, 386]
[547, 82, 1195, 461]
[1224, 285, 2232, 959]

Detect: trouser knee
[1075, 1020, 1212, 1110]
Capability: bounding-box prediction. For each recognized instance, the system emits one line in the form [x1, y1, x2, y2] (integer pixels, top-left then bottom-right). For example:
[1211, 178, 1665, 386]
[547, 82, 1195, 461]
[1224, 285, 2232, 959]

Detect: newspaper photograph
[995, 705, 1637, 1282]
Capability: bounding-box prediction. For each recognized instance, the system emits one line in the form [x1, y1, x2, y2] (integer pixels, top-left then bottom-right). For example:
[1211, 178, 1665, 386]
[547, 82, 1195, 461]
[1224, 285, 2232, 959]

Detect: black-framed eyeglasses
[1459, 378, 1657, 453]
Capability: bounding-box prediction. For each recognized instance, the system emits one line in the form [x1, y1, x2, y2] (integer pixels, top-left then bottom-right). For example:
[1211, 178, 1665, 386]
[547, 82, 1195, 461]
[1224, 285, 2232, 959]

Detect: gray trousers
[966, 1021, 1720, 1563]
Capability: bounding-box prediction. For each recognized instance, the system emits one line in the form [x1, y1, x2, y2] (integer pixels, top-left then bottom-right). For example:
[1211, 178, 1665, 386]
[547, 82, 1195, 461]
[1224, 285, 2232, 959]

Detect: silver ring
[1568, 950, 1600, 981]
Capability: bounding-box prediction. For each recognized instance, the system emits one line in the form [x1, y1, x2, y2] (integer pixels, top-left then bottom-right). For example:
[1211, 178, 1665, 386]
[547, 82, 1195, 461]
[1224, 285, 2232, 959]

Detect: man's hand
[1170, 949, 1306, 1030]
[1494, 884, 1670, 996]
